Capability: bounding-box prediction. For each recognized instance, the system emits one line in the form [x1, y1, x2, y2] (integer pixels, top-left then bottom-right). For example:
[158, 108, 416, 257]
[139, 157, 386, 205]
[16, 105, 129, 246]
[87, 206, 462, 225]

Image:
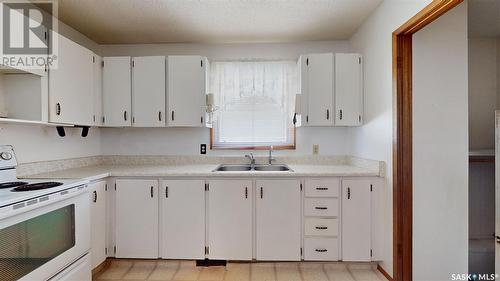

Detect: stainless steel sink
[213, 164, 292, 172]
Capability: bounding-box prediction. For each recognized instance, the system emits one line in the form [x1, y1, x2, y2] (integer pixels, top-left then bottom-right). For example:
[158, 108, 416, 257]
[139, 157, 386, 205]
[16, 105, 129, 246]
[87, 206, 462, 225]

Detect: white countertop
[20, 163, 381, 181]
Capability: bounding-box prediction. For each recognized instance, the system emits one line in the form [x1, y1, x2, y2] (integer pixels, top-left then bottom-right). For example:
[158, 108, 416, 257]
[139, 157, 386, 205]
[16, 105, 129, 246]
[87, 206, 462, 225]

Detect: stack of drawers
[303, 178, 340, 261]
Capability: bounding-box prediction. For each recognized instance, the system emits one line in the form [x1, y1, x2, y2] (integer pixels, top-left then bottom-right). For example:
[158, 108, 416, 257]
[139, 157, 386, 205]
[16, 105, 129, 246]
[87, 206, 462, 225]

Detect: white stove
[0, 145, 91, 281]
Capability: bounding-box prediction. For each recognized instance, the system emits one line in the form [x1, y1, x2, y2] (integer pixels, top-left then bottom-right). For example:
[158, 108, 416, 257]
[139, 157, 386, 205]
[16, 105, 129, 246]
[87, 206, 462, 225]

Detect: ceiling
[56, 0, 382, 44]
[468, 0, 500, 37]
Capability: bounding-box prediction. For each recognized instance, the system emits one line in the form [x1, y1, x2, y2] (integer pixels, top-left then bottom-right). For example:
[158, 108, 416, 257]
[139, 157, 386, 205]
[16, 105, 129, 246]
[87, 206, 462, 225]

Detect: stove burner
[0, 181, 28, 189]
[12, 182, 63, 192]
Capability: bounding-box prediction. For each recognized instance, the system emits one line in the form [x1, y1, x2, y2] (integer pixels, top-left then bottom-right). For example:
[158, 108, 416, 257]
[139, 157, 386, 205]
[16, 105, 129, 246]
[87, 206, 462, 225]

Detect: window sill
[210, 144, 296, 151]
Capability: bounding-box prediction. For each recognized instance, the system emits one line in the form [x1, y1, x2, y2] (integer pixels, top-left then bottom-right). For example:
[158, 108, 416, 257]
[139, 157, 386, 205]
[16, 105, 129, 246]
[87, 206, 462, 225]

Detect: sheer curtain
[210, 60, 297, 148]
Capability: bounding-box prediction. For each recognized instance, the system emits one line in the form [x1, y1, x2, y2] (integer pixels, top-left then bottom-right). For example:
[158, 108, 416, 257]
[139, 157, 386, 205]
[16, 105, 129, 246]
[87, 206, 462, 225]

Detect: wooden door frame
[392, 0, 463, 280]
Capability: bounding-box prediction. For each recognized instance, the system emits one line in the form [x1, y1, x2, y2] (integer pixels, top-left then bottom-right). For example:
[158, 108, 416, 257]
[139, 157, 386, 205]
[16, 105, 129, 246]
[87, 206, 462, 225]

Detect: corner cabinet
[92, 55, 103, 126]
[298, 52, 363, 127]
[102, 57, 132, 127]
[48, 32, 94, 126]
[115, 179, 159, 258]
[167, 56, 207, 127]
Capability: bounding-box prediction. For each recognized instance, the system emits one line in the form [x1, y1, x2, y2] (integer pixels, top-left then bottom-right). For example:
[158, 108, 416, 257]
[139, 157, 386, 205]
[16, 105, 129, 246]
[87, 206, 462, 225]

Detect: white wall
[99, 41, 355, 157]
[412, 3, 468, 280]
[348, 0, 432, 276]
[469, 38, 498, 149]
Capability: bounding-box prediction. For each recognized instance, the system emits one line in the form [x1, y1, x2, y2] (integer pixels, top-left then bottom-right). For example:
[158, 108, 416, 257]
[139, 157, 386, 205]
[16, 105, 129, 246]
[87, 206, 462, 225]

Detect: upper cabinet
[48, 32, 94, 126]
[335, 53, 363, 126]
[167, 56, 207, 127]
[92, 55, 103, 126]
[102, 57, 132, 127]
[132, 56, 166, 127]
[298, 52, 363, 127]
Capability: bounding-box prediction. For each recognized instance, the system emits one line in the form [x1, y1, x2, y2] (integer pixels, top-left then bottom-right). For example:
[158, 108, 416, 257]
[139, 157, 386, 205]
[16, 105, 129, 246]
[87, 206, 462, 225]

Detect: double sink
[213, 164, 292, 172]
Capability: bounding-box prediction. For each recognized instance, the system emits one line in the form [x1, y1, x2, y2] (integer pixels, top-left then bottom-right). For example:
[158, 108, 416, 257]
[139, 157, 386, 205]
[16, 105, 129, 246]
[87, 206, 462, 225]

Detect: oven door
[0, 189, 90, 281]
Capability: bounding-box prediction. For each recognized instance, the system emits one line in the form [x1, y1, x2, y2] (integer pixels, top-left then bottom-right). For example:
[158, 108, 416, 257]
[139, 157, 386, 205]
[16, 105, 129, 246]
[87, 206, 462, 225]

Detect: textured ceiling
[56, 0, 383, 44]
[468, 0, 500, 37]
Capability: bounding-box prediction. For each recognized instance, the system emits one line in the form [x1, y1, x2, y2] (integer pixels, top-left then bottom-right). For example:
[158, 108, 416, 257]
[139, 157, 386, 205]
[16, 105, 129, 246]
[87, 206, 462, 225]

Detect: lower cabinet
[207, 180, 253, 260]
[160, 180, 205, 259]
[115, 179, 159, 258]
[255, 179, 301, 261]
[89, 181, 107, 269]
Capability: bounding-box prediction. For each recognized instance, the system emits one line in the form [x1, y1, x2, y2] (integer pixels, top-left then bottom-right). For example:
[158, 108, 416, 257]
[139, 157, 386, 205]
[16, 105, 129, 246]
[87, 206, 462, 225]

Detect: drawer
[304, 237, 339, 261]
[304, 218, 339, 237]
[305, 179, 340, 197]
[304, 198, 339, 217]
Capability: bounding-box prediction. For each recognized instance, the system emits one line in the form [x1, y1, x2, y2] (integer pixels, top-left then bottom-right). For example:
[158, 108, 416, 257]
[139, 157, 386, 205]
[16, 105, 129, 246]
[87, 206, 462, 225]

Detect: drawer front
[304, 198, 339, 217]
[304, 218, 339, 237]
[304, 237, 339, 261]
[305, 179, 340, 197]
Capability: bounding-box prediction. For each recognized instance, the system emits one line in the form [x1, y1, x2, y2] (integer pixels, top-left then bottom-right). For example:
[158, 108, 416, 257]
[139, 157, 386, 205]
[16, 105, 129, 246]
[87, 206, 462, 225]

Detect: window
[210, 60, 297, 149]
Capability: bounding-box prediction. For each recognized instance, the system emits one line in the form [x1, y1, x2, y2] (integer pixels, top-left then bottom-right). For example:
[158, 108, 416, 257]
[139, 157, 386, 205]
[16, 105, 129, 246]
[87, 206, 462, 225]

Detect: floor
[94, 260, 387, 281]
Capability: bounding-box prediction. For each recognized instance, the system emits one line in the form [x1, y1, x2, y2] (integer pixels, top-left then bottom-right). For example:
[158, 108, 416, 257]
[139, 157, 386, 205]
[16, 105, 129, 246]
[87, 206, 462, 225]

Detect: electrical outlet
[313, 144, 319, 155]
[200, 144, 207, 154]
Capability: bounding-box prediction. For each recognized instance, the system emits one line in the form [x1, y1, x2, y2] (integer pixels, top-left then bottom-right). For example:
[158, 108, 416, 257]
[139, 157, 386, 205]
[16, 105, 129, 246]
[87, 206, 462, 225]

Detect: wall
[348, 0, 432, 276]
[469, 38, 498, 149]
[412, 3, 468, 280]
[99, 41, 355, 157]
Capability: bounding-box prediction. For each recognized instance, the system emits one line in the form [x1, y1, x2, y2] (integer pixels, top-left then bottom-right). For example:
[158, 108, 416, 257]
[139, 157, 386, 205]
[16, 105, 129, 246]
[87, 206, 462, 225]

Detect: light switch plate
[313, 144, 319, 155]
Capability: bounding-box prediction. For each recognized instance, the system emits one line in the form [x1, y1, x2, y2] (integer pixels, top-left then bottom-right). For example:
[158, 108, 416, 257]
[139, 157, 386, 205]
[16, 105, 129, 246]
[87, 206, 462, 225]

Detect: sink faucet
[245, 153, 255, 168]
[268, 146, 276, 165]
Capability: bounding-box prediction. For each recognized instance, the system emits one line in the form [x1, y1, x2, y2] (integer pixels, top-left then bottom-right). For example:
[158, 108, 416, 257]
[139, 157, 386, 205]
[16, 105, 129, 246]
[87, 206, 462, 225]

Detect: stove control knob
[0, 152, 12, 160]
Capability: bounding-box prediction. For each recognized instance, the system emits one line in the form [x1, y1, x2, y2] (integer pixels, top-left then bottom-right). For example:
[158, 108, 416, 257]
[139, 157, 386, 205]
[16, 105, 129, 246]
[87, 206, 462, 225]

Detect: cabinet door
[92, 54, 103, 126]
[256, 180, 301, 261]
[115, 179, 158, 258]
[370, 178, 384, 261]
[89, 181, 107, 269]
[341, 179, 371, 261]
[167, 56, 206, 127]
[160, 180, 205, 259]
[305, 53, 334, 126]
[49, 33, 93, 126]
[132, 56, 166, 127]
[103, 57, 132, 127]
[335, 53, 363, 126]
[208, 180, 253, 260]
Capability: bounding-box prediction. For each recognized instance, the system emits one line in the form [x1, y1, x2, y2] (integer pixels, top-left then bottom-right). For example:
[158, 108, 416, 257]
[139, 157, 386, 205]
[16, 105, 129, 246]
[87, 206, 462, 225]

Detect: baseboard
[92, 259, 111, 279]
[377, 264, 393, 281]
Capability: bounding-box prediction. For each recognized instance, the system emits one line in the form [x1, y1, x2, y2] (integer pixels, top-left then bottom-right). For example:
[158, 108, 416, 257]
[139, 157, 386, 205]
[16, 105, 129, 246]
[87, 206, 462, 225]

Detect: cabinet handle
[316, 187, 328, 191]
[315, 226, 328, 230]
[159, 111, 162, 122]
[339, 109, 343, 120]
[496, 236, 500, 244]
[347, 187, 351, 199]
[315, 206, 327, 210]
[171, 111, 175, 121]
[165, 186, 168, 198]
[56, 103, 61, 116]
[260, 187, 263, 199]
[93, 190, 97, 203]
[315, 249, 328, 253]
[245, 187, 248, 199]
[150, 186, 154, 198]
[124, 110, 128, 121]
[326, 109, 330, 120]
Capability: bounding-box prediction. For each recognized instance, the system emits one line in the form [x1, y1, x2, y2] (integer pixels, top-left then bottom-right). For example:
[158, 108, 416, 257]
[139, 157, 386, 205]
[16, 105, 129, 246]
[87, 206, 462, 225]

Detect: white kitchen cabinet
[132, 56, 166, 127]
[103, 57, 132, 127]
[167, 56, 206, 127]
[255, 180, 301, 261]
[89, 181, 107, 269]
[341, 179, 372, 261]
[160, 180, 205, 259]
[92, 54, 103, 126]
[115, 179, 158, 258]
[300, 53, 334, 126]
[49, 32, 94, 126]
[335, 53, 363, 126]
[370, 178, 385, 261]
[208, 180, 253, 260]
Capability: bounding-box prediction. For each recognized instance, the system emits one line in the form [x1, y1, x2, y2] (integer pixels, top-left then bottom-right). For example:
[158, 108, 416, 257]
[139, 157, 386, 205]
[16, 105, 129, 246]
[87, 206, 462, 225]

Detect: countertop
[21, 163, 381, 181]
